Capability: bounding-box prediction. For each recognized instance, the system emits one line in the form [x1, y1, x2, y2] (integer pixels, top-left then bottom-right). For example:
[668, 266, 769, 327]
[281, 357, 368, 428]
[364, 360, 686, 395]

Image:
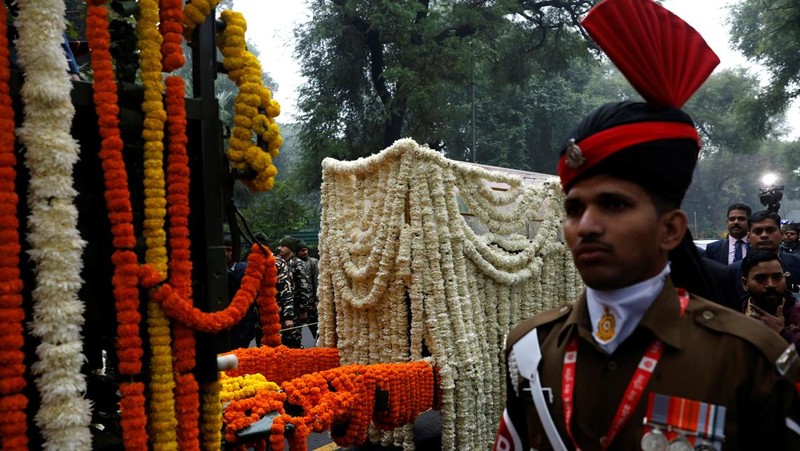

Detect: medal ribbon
[561, 289, 689, 450]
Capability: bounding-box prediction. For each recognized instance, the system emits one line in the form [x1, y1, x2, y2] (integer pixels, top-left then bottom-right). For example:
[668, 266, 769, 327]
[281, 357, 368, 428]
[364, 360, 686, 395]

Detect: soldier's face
[784, 229, 798, 245]
[278, 245, 292, 259]
[742, 260, 786, 311]
[298, 248, 308, 259]
[748, 219, 781, 253]
[563, 175, 685, 290]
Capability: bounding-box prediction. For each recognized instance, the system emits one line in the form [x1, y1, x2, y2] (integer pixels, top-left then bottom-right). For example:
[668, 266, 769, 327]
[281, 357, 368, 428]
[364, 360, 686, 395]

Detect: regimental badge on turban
[565, 139, 585, 169]
[557, 0, 720, 205]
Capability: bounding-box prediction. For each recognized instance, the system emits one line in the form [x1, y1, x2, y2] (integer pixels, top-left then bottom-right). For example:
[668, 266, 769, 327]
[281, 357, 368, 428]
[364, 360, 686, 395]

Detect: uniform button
[607, 360, 617, 370]
[560, 306, 569, 313]
[702, 310, 715, 320]
[600, 436, 608, 447]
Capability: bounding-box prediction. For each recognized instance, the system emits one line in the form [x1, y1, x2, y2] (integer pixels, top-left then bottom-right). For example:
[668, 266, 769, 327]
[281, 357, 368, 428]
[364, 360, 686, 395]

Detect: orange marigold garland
[165, 68, 201, 451]
[149, 244, 275, 332]
[255, 245, 281, 346]
[0, 2, 26, 448]
[224, 346, 340, 384]
[159, 0, 185, 71]
[86, 0, 147, 448]
[220, 361, 434, 449]
[224, 389, 286, 444]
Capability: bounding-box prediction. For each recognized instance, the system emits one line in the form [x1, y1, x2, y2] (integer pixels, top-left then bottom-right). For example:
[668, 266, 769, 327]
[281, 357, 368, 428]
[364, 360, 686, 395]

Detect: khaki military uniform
[500, 278, 800, 450]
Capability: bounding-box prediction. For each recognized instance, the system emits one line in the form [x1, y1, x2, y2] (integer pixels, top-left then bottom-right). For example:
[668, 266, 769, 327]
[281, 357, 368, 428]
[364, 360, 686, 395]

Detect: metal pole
[471, 62, 476, 163]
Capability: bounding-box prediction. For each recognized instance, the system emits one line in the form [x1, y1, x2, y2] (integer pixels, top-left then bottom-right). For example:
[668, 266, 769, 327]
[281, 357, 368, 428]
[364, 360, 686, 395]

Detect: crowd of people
[699, 204, 800, 345]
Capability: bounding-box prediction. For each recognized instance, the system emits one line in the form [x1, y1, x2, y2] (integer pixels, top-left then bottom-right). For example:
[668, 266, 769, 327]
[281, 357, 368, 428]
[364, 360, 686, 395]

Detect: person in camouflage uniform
[278, 236, 313, 346]
[274, 254, 301, 348]
[253, 232, 301, 348]
[297, 240, 319, 338]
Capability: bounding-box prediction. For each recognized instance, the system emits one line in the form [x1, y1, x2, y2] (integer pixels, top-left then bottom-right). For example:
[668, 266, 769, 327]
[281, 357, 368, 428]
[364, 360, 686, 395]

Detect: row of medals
[640, 420, 717, 451]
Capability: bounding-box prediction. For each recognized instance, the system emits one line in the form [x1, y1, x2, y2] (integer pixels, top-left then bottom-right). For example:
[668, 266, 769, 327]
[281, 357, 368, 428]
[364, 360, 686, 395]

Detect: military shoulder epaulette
[506, 303, 572, 351]
[688, 294, 800, 380]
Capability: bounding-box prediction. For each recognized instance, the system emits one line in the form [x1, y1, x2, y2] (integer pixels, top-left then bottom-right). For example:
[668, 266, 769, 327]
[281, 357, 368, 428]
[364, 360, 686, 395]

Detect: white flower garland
[14, 0, 92, 449]
[318, 138, 583, 449]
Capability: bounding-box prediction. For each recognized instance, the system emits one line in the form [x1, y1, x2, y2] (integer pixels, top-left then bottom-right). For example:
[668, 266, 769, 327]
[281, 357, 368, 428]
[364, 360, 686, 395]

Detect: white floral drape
[318, 139, 583, 450]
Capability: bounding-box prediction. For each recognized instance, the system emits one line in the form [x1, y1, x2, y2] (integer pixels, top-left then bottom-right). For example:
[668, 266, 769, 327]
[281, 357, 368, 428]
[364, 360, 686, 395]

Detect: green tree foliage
[233, 177, 315, 249]
[293, 0, 599, 191]
[685, 138, 800, 238]
[678, 68, 789, 237]
[728, 0, 800, 112]
[684, 68, 782, 154]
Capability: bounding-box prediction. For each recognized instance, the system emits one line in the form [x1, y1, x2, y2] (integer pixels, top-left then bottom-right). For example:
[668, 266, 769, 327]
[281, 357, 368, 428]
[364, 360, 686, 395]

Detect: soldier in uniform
[253, 232, 301, 348]
[493, 1, 800, 450]
[274, 252, 301, 348]
[278, 236, 313, 346]
[297, 240, 320, 338]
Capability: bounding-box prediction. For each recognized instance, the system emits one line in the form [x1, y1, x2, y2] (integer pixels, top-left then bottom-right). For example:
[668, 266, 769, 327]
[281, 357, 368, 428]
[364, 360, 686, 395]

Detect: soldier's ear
[658, 210, 687, 253]
[740, 277, 748, 293]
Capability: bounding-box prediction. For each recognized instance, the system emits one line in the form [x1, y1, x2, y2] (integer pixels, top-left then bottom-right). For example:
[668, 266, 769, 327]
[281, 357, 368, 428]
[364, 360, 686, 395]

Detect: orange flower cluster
[0, 3, 27, 449]
[255, 247, 281, 346]
[279, 366, 369, 448]
[148, 244, 276, 333]
[159, 0, 185, 71]
[86, 0, 147, 447]
[119, 382, 148, 450]
[370, 361, 434, 430]
[222, 361, 435, 450]
[224, 346, 341, 384]
[223, 389, 287, 443]
[165, 73, 199, 448]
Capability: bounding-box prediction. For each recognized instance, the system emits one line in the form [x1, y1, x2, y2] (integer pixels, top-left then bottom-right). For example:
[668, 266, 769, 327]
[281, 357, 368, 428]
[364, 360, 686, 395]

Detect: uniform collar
[559, 276, 684, 351]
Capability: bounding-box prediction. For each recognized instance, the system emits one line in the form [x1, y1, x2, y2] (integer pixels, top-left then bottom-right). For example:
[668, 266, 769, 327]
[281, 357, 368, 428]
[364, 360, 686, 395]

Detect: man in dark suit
[704, 203, 751, 265]
[723, 210, 800, 305]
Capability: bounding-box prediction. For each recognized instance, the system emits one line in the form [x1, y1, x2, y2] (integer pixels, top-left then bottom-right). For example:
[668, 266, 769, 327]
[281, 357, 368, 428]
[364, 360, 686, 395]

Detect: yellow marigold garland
[182, 0, 221, 39]
[218, 10, 282, 192]
[200, 379, 224, 451]
[137, 0, 178, 448]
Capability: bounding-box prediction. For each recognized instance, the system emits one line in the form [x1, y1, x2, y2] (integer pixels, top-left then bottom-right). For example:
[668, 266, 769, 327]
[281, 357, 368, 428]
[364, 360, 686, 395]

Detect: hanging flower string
[255, 248, 281, 346]
[0, 2, 26, 448]
[86, 0, 148, 447]
[160, 0, 185, 71]
[85, 1, 280, 448]
[182, 0, 222, 40]
[14, 0, 93, 447]
[137, 0, 181, 447]
[217, 10, 282, 192]
[165, 74, 201, 450]
[162, 0, 202, 441]
[146, 243, 277, 332]
[201, 379, 224, 451]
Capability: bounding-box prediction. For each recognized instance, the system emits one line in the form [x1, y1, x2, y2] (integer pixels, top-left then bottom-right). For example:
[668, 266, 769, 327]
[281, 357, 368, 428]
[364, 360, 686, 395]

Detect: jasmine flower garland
[318, 139, 583, 449]
[14, 0, 91, 448]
